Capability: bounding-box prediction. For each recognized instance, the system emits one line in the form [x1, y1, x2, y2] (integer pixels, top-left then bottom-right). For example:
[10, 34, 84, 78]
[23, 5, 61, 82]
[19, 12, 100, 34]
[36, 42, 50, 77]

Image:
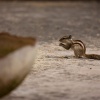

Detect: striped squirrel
[59, 35, 100, 60]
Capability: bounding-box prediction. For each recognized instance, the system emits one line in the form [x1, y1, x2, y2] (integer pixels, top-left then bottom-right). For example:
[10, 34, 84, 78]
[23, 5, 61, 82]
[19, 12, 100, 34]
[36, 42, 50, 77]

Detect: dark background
[0, 0, 99, 1]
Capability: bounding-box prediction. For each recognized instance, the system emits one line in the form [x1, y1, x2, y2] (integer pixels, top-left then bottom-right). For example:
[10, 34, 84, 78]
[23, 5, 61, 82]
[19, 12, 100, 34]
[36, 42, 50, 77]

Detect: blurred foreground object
[0, 32, 36, 98]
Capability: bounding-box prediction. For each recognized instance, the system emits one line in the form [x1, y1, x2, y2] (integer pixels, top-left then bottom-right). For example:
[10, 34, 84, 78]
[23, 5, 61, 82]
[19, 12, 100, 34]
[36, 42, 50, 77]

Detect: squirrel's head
[59, 35, 72, 50]
[59, 35, 72, 42]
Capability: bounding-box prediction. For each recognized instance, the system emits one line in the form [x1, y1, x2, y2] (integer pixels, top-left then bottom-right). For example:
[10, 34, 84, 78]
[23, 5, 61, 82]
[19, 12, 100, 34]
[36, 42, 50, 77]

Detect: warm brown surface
[0, 32, 36, 58]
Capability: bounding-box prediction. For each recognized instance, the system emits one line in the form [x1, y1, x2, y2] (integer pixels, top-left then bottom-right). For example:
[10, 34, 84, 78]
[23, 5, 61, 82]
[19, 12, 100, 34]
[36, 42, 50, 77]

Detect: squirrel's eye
[69, 35, 72, 39]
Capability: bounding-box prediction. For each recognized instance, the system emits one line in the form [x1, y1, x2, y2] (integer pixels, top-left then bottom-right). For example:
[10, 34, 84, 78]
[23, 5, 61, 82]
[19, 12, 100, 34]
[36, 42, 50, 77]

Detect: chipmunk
[59, 35, 100, 60]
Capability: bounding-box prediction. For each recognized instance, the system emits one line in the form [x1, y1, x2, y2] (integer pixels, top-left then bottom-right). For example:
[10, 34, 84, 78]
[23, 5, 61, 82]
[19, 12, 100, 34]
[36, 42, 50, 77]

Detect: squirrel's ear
[69, 35, 72, 39]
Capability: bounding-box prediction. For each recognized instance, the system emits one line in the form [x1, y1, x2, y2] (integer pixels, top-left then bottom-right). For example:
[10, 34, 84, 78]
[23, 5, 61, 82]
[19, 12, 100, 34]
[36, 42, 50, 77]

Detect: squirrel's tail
[85, 54, 100, 60]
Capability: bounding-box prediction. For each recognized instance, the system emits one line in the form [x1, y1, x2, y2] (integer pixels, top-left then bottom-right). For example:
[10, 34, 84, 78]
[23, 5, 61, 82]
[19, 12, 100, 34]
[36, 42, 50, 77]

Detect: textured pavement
[0, 2, 100, 100]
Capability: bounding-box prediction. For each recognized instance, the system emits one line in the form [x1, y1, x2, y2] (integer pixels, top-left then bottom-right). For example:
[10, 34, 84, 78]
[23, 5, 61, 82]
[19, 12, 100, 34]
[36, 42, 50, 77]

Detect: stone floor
[0, 2, 100, 100]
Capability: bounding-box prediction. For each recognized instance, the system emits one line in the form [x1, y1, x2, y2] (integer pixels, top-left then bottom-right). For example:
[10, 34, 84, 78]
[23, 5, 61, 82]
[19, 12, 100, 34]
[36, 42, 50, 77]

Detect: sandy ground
[0, 1, 100, 100]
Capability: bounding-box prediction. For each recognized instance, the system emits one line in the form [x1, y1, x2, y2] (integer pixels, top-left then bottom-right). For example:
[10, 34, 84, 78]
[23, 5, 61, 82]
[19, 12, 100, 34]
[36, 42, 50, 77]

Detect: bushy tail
[85, 54, 100, 60]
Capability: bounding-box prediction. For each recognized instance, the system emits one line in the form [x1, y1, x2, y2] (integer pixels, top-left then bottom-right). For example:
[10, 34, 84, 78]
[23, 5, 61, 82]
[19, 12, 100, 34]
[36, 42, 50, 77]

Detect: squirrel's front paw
[59, 43, 63, 46]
